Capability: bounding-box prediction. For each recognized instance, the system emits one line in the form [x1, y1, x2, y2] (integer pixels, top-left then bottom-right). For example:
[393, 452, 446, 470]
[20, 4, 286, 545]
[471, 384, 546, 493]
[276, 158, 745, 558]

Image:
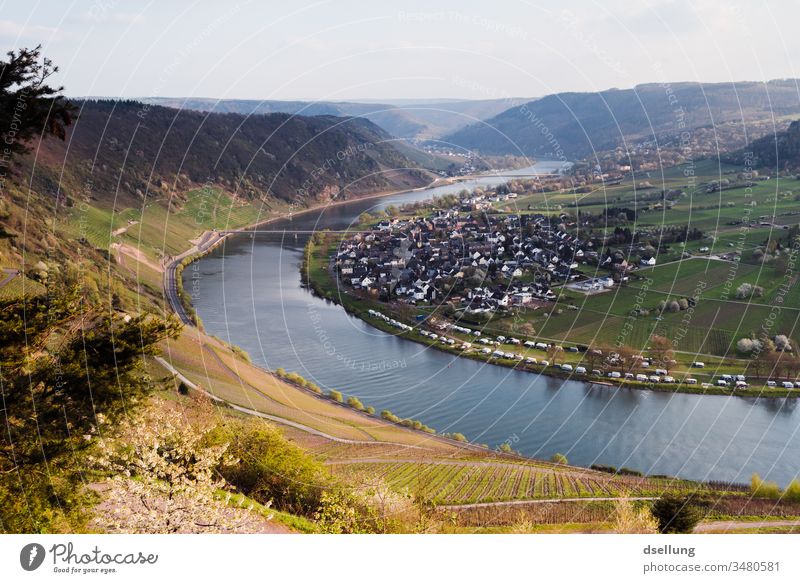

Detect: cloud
[0, 19, 60, 40]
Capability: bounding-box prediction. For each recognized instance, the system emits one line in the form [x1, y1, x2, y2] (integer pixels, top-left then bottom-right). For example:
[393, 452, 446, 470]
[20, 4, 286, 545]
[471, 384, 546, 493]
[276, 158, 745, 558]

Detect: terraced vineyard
[330, 460, 704, 505]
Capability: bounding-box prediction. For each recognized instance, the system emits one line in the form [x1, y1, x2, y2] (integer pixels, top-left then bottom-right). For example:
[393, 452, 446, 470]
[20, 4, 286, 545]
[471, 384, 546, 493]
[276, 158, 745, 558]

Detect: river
[187, 162, 800, 486]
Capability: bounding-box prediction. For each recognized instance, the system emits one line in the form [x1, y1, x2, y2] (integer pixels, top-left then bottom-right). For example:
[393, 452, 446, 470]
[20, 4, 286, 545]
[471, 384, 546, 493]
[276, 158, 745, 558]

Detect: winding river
[187, 162, 800, 486]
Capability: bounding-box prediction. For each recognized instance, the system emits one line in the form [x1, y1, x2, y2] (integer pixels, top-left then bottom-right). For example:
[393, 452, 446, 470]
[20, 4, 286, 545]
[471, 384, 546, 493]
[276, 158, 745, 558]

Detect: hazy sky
[1, 0, 798, 102]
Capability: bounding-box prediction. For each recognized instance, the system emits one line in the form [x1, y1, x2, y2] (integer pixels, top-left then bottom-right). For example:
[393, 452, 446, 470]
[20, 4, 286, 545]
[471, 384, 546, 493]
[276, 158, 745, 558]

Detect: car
[540, 360, 550, 367]
[685, 378, 698, 384]
[636, 374, 648, 382]
[735, 381, 748, 388]
[509, 338, 521, 345]
[481, 348, 491, 354]
[717, 380, 729, 387]
[782, 381, 795, 389]
[640, 361, 650, 368]
[567, 346, 579, 353]
[624, 372, 634, 379]
[524, 341, 536, 347]
[535, 342, 548, 350]
[649, 375, 660, 383]
[721, 374, 733, 381]
[735, 375, 746, 382]
[655, 368, 668, 376]
[575, 366, 587, 374]
[561, 364, 573, 372]
[795, 381, 800, 389]
[767, 380, 777, 387]
[663, 376, 675, 383]
[525, 358, 537, 365]
[608, 371, 621, 379]
[592, 369, 603, 376]
[692, 361, 705, 368]
[701, 382, 713, 388]
[496, 336, 506, 342]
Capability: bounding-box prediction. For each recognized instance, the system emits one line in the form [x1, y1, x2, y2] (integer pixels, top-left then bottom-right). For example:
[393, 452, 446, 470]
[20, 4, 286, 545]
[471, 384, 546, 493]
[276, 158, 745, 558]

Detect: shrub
[751, 473, 782, 498]
[551, 453, 568, 465]
[328, 390, 343, 403]
[667, 300, 680, 313]
[346, 396, 365, 411]
[651, 494, 702, 533]
[612, 499, 658, 534]
[365, 406, 375, 415]
[448, 433, 467, 442]
[220, 422, 331, 516]
[177, 381, 189, 395]
[499, 443, 513, 454]
[784, 479, 800, 502]
[381, 410, 401, 423]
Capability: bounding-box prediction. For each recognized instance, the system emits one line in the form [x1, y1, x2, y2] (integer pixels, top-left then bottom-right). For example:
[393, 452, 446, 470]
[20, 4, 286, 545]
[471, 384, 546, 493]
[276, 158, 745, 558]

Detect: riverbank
[304, 233, 800, 399]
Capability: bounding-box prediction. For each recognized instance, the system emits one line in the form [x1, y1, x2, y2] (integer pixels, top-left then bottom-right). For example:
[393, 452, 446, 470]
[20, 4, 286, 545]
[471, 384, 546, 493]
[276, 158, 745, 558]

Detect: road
[163, 230, 227, 324]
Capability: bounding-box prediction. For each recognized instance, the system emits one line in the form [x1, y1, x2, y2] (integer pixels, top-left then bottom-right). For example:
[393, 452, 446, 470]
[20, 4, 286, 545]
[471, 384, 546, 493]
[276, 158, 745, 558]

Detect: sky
[1, 0, 799, 102]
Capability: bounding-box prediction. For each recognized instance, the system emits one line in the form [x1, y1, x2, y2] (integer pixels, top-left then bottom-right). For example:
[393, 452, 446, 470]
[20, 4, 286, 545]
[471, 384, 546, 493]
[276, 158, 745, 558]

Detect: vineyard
[330, 460, 707, 505]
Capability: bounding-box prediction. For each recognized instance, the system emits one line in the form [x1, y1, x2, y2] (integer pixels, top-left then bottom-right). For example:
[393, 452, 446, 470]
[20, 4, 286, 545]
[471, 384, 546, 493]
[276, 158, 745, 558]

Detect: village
[332, 193, 626, 315]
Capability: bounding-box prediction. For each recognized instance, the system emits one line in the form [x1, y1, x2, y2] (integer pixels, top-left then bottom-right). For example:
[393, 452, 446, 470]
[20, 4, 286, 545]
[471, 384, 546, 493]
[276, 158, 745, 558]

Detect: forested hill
[731, 119, 800, 171]
[25, 100, 430, 206]
[444, 80, 800, 159]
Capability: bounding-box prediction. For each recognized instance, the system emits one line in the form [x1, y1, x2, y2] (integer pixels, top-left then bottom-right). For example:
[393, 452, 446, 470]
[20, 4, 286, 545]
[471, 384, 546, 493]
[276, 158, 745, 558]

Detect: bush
[551, 453, 568, 465]
[381, 410, 401, 423]
[177, 381, 189, 395]
[651, 494, 702, 533]
[784, 479, 800, 502]
[365, 406, 375, 415]
[346, 396, 365, 411]
[328, 390, 343, 403]
[751, 473, 782, 498]
[219, 422, 331, 516]
[448, 433, 467, 442]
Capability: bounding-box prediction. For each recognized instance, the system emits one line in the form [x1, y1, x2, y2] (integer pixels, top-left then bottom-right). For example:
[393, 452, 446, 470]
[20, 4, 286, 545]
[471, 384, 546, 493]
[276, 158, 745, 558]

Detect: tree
[0, 46, 74, 162]
[585, 347, 603, 371]
[616, 345, 640, 375]
[650, 335, 674, 373]
[551, 453, 568, 464]
[611, 499, 658, 534]
[0, 286, 181, 532]
[547, 344, 564, 365]
[651, 495, 702, 533]
[93, 403, 262, 533]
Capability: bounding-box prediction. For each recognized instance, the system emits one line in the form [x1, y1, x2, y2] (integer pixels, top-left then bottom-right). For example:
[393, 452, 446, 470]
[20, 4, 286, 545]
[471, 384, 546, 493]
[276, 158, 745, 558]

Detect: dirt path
[111, 242, 163, 273]
[0, 268, 19, 289]
[440, 496, 658, 510]
[694, 519, 800, 532]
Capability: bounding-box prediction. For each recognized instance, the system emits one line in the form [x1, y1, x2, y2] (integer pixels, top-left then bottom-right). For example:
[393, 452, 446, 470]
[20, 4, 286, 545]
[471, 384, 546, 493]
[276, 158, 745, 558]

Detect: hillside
[25, 100, 430, 207]
[730, 119, 800, 171]
[444, 80, 800, 158]
[140, 97, 526, 139]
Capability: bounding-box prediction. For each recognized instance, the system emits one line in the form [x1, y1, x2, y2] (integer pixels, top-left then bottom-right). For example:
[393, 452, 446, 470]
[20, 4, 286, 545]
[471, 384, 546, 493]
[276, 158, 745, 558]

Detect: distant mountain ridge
[138, 97, 528, 140]
[444, 80, 800, 158]
[26, 100, 431, 206]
